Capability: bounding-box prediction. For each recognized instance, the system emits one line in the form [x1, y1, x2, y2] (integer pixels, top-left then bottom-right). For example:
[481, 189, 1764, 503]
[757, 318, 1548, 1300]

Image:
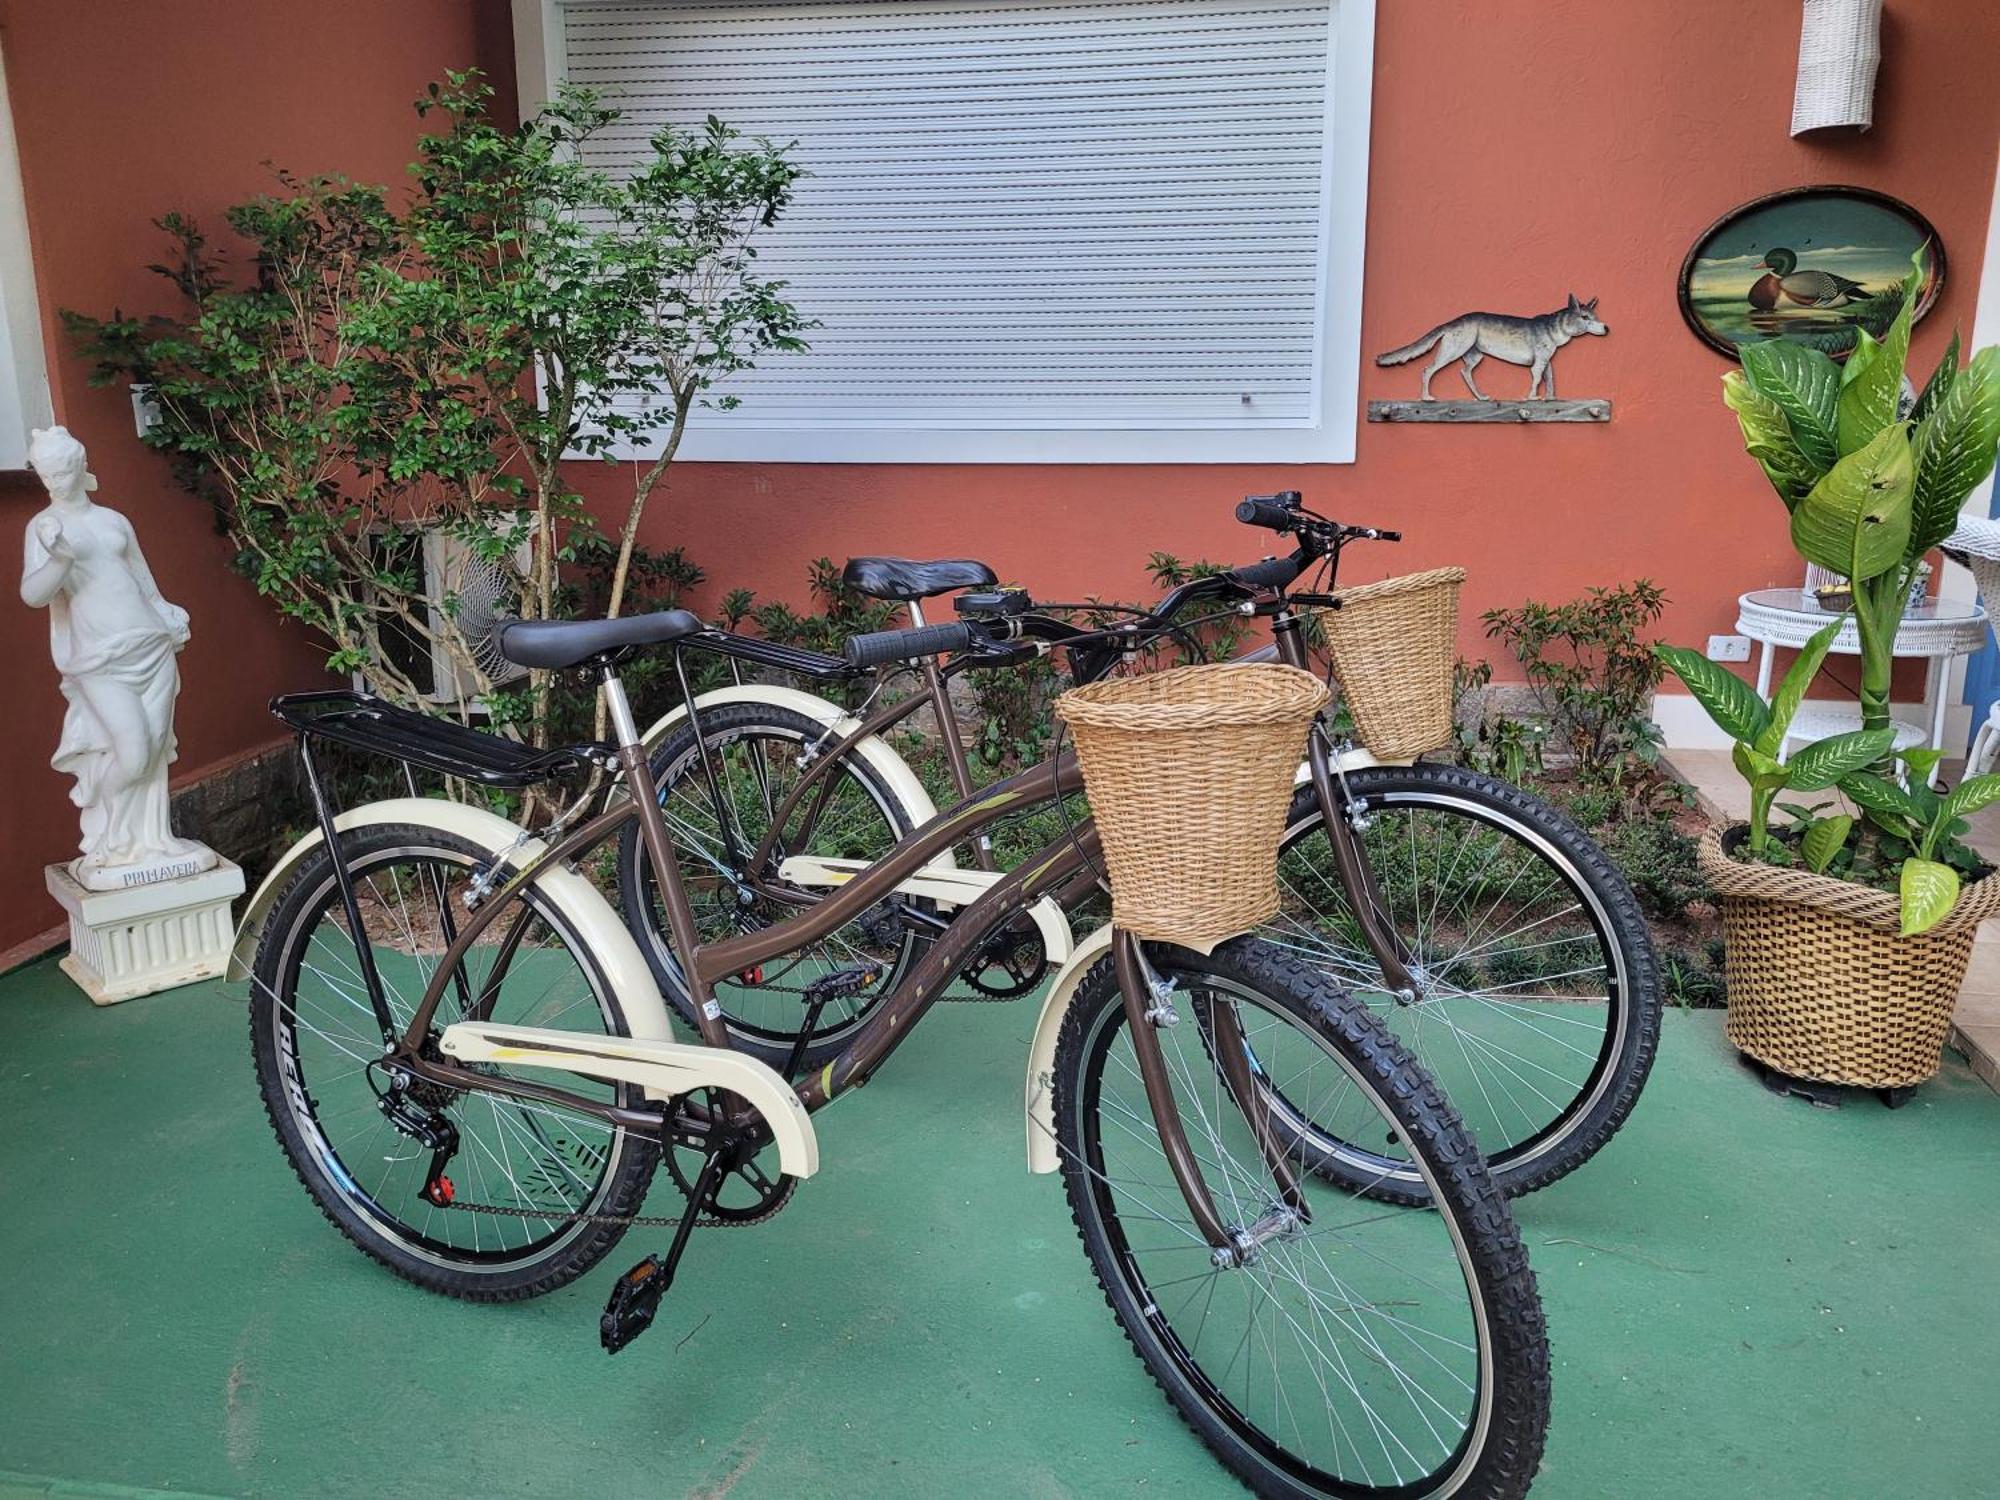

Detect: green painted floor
[3, 957, 1998, 1498]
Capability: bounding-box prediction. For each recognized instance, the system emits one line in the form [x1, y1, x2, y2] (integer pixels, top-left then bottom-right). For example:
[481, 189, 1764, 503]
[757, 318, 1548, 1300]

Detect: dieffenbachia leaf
[1801, 813, 1852, 874]
[1734, 741, 1786, 782]
[1900, 857, 1960, 936]
[1785, 728, 1897, 792]
[1740, 338, 1841, 472]
[1655, 643, 1769, 744]
[1839, 772, 1923, 827]
[1836, 277, 1912, 455]
[1938, 773, 2000, 830]
[1899, 747, 1946, 784]
[1909, 345, 2000, 556]
[1723, 370, 1820, 509]
[1790, 424, 1914, 583]
[1755, 616, 1843, 757]
[1911, 328, 1961, 425]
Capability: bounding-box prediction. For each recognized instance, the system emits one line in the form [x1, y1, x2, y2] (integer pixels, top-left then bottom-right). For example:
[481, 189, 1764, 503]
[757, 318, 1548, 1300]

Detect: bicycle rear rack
[680, 628, 851, 681]
[270, 690, 615, 789]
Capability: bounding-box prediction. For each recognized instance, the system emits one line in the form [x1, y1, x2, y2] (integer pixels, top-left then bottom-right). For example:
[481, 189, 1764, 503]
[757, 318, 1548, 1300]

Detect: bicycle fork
[1110, 930, 1310, 1262]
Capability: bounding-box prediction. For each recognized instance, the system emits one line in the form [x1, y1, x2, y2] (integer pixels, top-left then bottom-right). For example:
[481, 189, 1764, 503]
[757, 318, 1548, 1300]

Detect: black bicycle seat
[496, 609, 704, 670]
[842, 556, 997, 603]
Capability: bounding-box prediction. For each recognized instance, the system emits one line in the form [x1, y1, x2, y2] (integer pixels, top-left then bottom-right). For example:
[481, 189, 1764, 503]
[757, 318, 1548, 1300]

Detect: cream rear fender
[440, 1022, 817, 1179]
[777, 855, 1073, 967]
[226, 798, 676, 1046]
[639, 683, 956, 872]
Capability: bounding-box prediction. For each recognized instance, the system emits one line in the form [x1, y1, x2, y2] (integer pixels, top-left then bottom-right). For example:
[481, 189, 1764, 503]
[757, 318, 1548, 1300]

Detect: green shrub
[1483, 580, 1668, 786]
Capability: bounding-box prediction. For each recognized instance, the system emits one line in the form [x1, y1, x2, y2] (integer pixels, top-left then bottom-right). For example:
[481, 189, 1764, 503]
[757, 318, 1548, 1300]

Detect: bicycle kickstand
[600, 1149, 731, 1355]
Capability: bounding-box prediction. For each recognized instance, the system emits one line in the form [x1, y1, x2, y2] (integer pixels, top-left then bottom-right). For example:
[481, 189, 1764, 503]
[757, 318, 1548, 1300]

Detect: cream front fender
[440, 1022, 817, 1178]
[1295, 745, 1413, 784]
[225, 798, 677, 1046]
[639, 684, 954, 870]
[1024, 924, 1115, 1173]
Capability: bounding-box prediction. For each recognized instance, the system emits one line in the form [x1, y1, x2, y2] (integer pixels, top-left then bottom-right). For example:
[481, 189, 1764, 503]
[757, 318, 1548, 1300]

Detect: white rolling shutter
[548, 0, 1371, 461]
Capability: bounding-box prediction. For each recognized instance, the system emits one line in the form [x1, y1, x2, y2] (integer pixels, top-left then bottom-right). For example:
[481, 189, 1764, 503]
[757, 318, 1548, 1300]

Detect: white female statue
[19, 426, 216, 890]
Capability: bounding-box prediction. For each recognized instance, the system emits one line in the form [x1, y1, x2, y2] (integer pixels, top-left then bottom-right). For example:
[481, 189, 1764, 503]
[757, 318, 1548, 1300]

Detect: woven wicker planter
[1319, 567, 1465, 760]
[1056, 664, 1327, 948]
[1698, 825, 2000, 1087]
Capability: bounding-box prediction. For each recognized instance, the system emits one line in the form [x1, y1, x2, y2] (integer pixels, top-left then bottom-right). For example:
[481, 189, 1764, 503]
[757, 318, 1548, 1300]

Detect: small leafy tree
[65, 71, 807, 754]
[381, 74, 808, 737]
[1482, 580, 1668, 785]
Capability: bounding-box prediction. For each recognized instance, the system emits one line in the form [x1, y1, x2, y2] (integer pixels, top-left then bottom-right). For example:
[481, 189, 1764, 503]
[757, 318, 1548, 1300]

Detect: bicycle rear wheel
[250, 823, 656, 1298]
[1259, 765, 1661, 1202]
[1053, 938, 1549, 1499]
[618, 701, 924, 1072]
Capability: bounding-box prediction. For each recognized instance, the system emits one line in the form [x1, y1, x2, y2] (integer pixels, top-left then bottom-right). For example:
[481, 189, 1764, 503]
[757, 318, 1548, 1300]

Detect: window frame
[511, 0, 1375, 465]
[0, 39, 51, 472]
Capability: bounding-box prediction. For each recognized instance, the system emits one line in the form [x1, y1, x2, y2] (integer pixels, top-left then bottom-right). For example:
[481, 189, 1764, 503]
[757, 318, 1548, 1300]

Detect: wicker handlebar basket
[1055, 664, 1328, 948]
[1318, 567, 1465, 760]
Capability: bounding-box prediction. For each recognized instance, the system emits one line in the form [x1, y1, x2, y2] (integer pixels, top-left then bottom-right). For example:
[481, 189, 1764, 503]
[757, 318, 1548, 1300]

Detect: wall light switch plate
[1706, 634, 1752, 663]
[130, 382, 162, 439]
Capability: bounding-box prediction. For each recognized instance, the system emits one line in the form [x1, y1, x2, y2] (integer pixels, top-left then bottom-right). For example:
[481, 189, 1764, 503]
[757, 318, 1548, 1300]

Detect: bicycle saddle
[496, 609, 704, 670]
[842, 556, 997, 602]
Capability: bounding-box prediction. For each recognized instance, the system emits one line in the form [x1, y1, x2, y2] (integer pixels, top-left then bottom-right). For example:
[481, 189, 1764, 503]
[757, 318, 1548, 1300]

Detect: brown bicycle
[617, 492, 1661, 1205]
[238, 579, 1552, 1498]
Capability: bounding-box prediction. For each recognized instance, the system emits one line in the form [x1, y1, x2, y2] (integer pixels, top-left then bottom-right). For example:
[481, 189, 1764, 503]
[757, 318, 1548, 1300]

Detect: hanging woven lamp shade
[1791, 0, 1883, 135]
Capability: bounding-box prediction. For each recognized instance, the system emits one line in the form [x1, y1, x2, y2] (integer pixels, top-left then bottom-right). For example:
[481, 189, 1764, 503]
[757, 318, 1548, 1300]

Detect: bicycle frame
[688, 592, 1417, 999]
[309, 674, 1091, 1128]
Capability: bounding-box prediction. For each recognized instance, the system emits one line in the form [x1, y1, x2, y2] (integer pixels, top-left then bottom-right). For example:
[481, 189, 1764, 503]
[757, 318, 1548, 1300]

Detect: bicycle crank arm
[776, 856, 1074, 964]
[437, 1022, 820, 1178]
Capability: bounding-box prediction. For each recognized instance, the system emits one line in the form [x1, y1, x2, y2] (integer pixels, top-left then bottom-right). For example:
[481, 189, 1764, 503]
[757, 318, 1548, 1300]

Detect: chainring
[956, 917, 1049, 999]
[663, 1144, 796, 1225]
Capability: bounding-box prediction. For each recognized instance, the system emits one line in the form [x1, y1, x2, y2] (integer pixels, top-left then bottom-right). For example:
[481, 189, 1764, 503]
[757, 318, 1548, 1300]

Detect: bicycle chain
[440, 1153, 795, 1230]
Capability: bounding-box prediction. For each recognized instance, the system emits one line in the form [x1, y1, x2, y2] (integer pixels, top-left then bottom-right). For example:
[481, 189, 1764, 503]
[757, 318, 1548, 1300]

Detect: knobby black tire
[249, 823, 657, 1301]
[1053, 938, 1550, 1499]
[1268, 764, 1661, 1204]
[616, 701, 925, 1072]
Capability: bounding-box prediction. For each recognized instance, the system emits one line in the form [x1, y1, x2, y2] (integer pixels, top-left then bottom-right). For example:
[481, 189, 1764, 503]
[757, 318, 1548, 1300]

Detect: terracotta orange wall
[576, 0, 2000, 695]
[0, 0, 515, 956]
[1, 0, 1994, 959]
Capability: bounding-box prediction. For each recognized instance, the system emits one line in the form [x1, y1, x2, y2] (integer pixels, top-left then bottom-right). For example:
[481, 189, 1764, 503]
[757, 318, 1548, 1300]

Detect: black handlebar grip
[1235, 496, 1298, 532]
[842, 620, 975, 670]
[1230, 553, 1308, 590]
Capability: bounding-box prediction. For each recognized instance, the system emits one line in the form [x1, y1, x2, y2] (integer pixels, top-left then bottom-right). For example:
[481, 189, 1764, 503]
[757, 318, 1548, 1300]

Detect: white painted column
[1936, 152, 2000, 753]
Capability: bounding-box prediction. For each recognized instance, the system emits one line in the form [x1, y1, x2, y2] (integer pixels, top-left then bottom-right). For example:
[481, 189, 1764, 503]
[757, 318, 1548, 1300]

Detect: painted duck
[1747, 247, 1874, 311]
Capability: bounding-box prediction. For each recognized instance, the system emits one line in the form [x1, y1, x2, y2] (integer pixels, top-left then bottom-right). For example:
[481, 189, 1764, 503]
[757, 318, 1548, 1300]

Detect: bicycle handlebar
[1235, 492, 1302, 533]
[843, 620, 976, 670]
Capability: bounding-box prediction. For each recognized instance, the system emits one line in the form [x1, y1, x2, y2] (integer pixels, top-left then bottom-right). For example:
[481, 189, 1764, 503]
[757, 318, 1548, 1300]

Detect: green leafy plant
[1722, 248, 2000, 744]
[1837, 767, 2000, 934]
[1482, 580, 1668, 785]
[1657, 615, 1999, 935]
[65, 71, 806, 758]
[1449, 660, 1548, 783]
[1655, 616, 1893, 857]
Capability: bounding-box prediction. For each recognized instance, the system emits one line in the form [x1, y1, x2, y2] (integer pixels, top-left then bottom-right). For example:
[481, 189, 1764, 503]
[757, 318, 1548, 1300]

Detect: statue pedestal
[45, 858, 245, 1005]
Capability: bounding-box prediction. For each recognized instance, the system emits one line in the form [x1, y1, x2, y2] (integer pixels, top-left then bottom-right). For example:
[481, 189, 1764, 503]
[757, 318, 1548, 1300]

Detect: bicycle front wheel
[1053, 938, 1549, 1499]
[1260, 764, 1661, 1202]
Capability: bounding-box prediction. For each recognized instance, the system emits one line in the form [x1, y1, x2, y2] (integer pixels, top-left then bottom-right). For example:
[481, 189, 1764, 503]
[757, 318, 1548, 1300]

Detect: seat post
[601, 666, 643, 750]
[907, 598, 927, 628]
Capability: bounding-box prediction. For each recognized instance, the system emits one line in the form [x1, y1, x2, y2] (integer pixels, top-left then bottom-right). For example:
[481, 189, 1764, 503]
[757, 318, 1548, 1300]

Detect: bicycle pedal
[600, 1254, 673, 1354]
[801, 961, 883, 1006]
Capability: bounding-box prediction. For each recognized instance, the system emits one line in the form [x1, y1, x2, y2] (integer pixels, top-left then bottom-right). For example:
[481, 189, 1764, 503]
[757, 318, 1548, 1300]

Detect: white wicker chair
[1943, 515, 2000, 774]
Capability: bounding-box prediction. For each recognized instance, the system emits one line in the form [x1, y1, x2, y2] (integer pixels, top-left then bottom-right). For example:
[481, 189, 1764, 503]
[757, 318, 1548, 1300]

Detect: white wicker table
[1734, 588, 1989, 765]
